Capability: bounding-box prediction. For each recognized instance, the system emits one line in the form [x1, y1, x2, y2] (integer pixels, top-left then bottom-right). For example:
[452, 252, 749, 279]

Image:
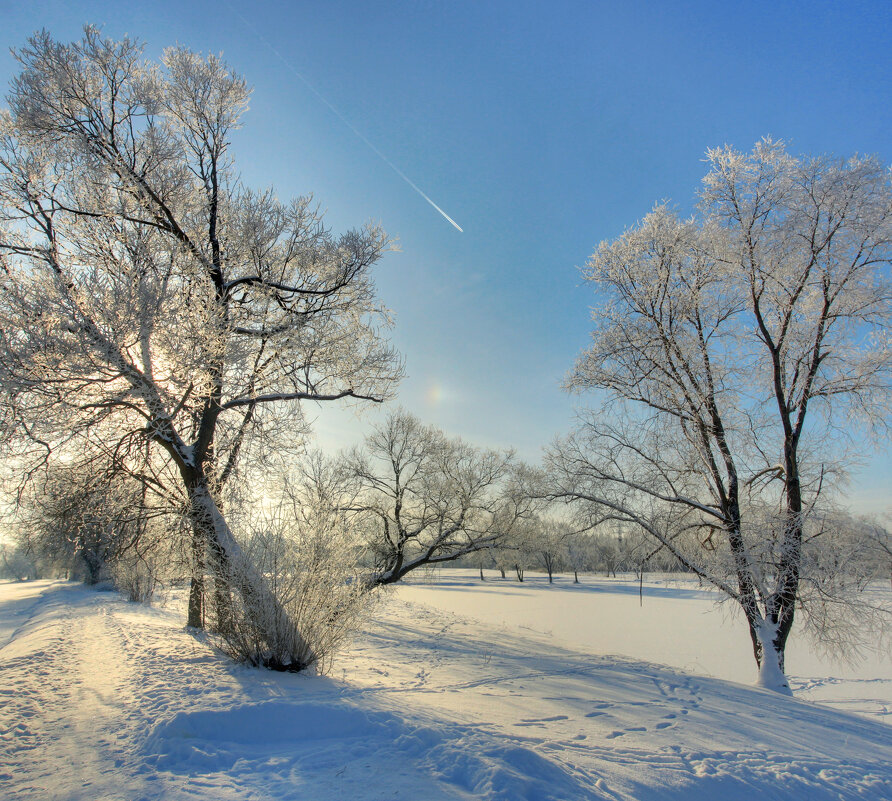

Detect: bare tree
[0, 28, 401, 668]
[19, 460, 166, 586]
[344, 411, 529, 586]
[865, 522, 892, 589]
[504, 516, 542, 582]
[552, 146, 892, 692]
[701, 139, 892, 672]
[0, 543, 37, 581]
[565, 531, 599, 583]
[531, 517, 571, 584]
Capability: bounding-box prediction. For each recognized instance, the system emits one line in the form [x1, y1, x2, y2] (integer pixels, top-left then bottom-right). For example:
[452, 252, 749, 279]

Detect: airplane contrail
[224, 3, 463, 233]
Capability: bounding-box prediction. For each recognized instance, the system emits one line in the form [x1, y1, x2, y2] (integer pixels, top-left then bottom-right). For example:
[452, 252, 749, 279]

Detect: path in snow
[1, 579, 890, 800]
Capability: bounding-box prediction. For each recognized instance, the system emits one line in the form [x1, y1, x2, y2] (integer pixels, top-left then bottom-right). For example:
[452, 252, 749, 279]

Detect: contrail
[224, 3, 463, 233]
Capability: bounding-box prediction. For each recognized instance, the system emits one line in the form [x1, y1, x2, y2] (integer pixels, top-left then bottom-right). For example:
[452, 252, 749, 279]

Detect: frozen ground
[400, 569, 892, 721]
[1, 573, 890, 800]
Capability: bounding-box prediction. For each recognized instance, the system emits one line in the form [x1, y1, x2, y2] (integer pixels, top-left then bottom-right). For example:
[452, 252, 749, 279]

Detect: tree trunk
[739, 600, 792, 695]
[774, 450, 804, 669]
[208, 536, 234, 633]
[187, 524, 205, 628]
[753, 618, 792, 695]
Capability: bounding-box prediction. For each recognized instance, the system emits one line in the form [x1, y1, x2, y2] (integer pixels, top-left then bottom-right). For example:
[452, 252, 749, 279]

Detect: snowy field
[401, 569, 892, 721]
[1, 573, 890, 800]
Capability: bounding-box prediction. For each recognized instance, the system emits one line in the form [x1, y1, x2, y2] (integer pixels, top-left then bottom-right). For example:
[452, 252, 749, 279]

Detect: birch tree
[553, 149, 892, 691]
[0, 28, 401, 668]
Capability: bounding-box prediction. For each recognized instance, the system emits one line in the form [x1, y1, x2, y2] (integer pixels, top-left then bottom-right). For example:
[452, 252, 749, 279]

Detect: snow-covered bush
[110, 553, 159, 603]
[211, 495, 374, 674]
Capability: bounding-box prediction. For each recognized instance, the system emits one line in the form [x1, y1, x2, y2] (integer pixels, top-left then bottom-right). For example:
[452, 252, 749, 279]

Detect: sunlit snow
[1, 571, 889, 800]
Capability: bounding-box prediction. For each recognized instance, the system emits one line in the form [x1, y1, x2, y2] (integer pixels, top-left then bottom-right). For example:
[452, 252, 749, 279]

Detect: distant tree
[565, 531, 597, 583]
[20, 463, 149, 584]
[552, 142, 892, 692]
[866, 523, 892, 589]
[0, 543, 37, 581]
[0, 28, 400, 667]
[343, 411, 530, 586]
[593, 522, 670, 576]
[588, 528, 621, 578]
[492, 515, 540, 582]
[533, 518, 570, 584]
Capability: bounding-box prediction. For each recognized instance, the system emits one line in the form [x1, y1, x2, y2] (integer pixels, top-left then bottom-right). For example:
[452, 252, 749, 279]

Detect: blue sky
[1, 1, 890, 514]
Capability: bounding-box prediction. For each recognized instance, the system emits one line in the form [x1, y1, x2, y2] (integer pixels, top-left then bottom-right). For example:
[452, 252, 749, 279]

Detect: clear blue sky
[1, 1, 889, 514]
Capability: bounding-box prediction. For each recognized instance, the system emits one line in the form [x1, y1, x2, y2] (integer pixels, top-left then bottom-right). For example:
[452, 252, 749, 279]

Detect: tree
[0, 28, 401, 668]
[565, 530, 597, 583]
[533, 517, 570, 584]
[701, 139, 892, 672]
[344, 411, 529, 586]
[866, 522, 892, 589]
[0, 543, 37, 581]
[552, 143, 892, 692]
[18, 454, 181, 598]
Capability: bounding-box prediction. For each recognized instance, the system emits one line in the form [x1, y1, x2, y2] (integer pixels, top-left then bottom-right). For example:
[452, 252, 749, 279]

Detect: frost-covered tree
[20, 462, 147, 584]
[0, 543, 37, 581]
[701, 139, 892, 671]
[553, 144, 892, 692]
[18, 452, 182, 596]
[0, 28, 400, 666]
[532, 517, 570, 584]
[344, 411, 529, 586]
[565, 531, 597, 583]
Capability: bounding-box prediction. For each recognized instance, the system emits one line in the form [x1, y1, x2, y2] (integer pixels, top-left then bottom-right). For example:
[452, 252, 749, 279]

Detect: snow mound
[149, 700, 397, 746]
[145, 699, 601, 800]
[425, 739, 601, 801]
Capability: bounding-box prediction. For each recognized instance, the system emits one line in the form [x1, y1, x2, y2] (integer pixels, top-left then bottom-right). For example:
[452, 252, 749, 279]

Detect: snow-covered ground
[400, 570, 892, 721]
[1, 572, 890, 800]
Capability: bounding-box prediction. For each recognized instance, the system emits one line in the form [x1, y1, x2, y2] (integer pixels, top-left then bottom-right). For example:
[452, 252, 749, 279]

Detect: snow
[399, 571, 892, 721]
[1, 572, 890, 800]
[754, 619, 793, 695]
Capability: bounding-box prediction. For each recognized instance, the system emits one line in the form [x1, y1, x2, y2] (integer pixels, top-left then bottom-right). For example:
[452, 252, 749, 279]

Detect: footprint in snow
[655, 713, 678, 730]
[606, 726, 648, 739]
[515, 715, 569, 727]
